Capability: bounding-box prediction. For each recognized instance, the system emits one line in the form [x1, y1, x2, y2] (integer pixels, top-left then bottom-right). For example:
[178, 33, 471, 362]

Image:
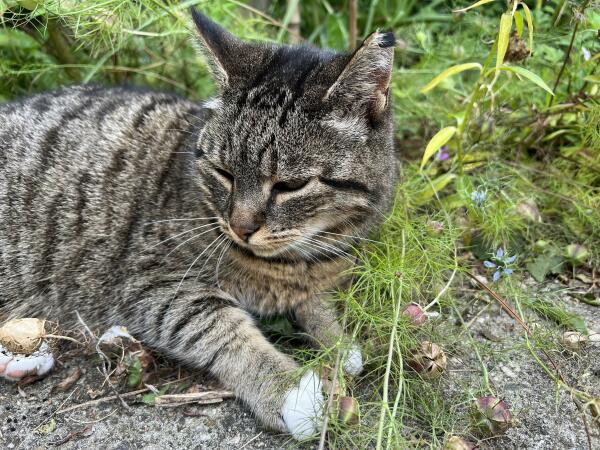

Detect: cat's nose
[230, 221, 260, 242]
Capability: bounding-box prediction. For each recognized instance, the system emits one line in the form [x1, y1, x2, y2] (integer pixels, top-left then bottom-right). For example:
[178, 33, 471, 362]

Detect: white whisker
[169, 233, 224, 306]
[195, 235, 229, 281]
[161, 225, 222, 260]
[147, 223, 219, 250]
[145, 216, 219, 225]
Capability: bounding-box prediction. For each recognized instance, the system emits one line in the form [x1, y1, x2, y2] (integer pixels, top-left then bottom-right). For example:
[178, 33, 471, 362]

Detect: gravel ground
[1, 279, 598, 449]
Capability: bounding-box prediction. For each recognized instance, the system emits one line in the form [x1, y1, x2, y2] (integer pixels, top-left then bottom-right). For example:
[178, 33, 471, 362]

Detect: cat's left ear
[324, 31, 395, 122]
[191, 9, 248, 88]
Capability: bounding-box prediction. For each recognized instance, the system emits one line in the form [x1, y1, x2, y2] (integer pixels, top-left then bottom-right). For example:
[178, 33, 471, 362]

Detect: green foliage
[1, 0, 599, 448]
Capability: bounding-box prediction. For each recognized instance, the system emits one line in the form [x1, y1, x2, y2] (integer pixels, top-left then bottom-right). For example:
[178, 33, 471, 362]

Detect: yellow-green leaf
[496, 13, 513, 70]
[420, 63, 482, 94]
[453, 0, 495, 13]
[521, 2, 534, 54]
[514, 11, 524, 38]
[496, 65, 554, 95]
[584, 75, 600, 83]
[441, 193, 465, 210]
[414, 173, 457, 205]
[541, 129, 569, 142]
[420, 127, 456, 169]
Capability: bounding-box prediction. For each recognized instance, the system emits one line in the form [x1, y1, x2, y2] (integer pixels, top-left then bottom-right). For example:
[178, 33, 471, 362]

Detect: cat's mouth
[225, 233, 295, 258]
[221, 224, 304, 259]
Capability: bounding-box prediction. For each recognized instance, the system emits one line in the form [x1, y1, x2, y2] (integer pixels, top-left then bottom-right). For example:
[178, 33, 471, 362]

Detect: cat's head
[191, 10, 397, 260]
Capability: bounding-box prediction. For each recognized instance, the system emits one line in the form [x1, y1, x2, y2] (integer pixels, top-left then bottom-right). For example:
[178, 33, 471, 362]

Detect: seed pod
[443, 436, 475, 450]
[337, 396, 360, 425]
[516, 199, 542, 223]
[533, 240, 549, 254]
[561, 331, 588, 351]
[402, 303, 427, 326]
[589, 398, 599, 423]
[0, 318, 46, 354]
[427, 220, 444, 235]
[564, 244, 589, 266]
[471, 396, 512, 436]
[408, 341, 447, 379]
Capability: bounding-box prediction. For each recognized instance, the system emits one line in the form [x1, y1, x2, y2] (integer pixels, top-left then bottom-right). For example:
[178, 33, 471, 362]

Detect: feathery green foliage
[1, 1, 599, 448]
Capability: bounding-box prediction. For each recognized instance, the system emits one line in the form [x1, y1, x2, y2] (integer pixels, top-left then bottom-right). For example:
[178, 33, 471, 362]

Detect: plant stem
[46, 17, 78, 80]
[348, 0, 358, 51]
[375, 230, 405, 450]
[549, 0, 591, 106]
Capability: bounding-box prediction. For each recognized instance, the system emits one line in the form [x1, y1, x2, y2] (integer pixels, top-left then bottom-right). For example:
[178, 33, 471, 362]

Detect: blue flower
[484, 248, 516, 281]
[470, 188, 488, 207]
[436, 146, 450, 161]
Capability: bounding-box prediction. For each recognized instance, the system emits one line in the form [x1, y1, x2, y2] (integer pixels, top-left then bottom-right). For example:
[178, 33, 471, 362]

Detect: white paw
[342, 344, 363, 377]
[0, 341, 55, 381]
[282, 370, 324, 441]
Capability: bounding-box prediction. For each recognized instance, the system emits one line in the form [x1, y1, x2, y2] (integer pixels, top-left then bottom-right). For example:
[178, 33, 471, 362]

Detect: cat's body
[0, 11, 397, 439]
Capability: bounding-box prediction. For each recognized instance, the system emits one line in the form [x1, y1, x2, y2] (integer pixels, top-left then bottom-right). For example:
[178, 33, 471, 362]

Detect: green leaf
[142, 393, 157, 406]
[520, 2, 534, 54]
[526, 254, 564, 282]
[514, 11, 524, 38]
[420, 126, 456, 169]
[453, 0, 495, 13]
[420, 63, 482, 94]
[567, 317, 588, 334]
[0, 29, 40, 50]
[440, 193, 465, 209]
[584, 75, 600, 83]
[414, 173, 456, 205]
[496, 13, 513, 70]
[496, 65, 554, 95]
[127, 358, 142, 388]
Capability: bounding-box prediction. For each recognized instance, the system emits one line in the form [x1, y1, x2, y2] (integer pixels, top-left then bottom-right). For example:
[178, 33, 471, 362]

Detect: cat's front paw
[342, 343, 363, 377]
[0, 342, 55, 381]
[282, 370, 324, 440]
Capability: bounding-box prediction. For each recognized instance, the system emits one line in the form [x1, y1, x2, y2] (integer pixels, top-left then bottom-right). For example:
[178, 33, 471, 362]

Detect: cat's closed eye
[214, 166, 234, 184]
[272, 179, 309, 195]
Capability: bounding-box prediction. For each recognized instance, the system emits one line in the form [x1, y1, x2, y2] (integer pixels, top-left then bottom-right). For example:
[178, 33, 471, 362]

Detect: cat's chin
[228, 239, 301, 261]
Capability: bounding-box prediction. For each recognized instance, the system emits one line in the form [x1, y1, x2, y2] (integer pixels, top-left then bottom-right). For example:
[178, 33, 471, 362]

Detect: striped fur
[0, 11, 397, 435]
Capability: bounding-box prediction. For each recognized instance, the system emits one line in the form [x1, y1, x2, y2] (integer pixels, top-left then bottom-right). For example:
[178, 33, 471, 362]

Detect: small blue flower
[484, 248, 516, 282]
[470, 188, 488, 207]
[582, 47, 591, 61]
[436, 146, 450, 161]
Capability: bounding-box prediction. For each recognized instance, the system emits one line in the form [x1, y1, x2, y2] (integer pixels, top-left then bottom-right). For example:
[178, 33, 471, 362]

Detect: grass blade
[520, 2, 534, 54]
[420, 63, 482, 94]
[497, 65, 554, 96]
[453, 0, 495, 13]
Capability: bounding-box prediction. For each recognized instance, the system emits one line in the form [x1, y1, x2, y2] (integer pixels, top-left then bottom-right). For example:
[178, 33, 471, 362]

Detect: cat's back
[0, 85, 204, 318]
[0, 85, 199, 166]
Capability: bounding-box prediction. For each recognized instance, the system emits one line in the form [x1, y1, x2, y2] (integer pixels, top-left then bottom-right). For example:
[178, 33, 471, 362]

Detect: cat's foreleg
[131, 286, 324, 440]
[293, 298, 363, 377]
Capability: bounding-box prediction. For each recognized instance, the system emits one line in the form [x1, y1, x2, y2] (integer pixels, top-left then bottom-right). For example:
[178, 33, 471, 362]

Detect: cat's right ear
[191, 9, 246, 88]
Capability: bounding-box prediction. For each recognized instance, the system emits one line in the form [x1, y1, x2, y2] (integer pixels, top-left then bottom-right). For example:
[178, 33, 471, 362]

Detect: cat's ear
[324, 31, 395, 121]
[191, 9, 246, 88]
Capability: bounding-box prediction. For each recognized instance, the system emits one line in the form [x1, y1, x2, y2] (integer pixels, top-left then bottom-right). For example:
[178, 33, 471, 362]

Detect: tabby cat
[0, 10, 397, 439]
